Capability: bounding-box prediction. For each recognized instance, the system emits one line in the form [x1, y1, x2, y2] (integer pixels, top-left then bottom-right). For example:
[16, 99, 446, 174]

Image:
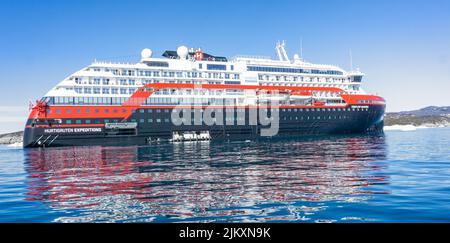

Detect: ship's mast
[300, 37, 303, 60]
[349, 49, 353, 71]
[276, 40, 290, 62]
[281, 41, 290, 62]
[276, 41, 284, 61]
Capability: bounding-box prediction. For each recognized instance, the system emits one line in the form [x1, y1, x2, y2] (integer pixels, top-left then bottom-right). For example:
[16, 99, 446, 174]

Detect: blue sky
[0, 0, 449, 133]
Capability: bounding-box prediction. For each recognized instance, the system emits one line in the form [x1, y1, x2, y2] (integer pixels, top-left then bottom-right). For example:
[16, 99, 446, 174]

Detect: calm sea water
[1, 128, 450, 223]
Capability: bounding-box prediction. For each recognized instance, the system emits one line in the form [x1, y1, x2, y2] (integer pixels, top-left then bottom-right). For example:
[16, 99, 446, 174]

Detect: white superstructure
[43, 42, 366, 106]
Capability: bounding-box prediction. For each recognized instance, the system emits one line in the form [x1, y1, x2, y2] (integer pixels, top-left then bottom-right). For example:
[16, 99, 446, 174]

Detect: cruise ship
[23, 42, 386, 147]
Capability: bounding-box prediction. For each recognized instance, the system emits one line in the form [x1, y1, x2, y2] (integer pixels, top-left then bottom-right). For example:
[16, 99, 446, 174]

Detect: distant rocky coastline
[384, 106, 450, 128]
[0, 131, 23, 145]
[1, 106, 449, 145]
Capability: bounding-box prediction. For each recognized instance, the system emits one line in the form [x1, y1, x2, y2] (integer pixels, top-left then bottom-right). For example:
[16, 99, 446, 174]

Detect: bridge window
[224, 81, 241, 85]
[144, 61, 169, 67]
[247, 66, 343, 75]
[207, 64, 226, 71]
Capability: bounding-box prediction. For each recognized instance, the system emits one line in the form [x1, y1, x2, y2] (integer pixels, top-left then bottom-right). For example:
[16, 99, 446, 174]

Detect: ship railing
[92, 60, 136, 65]
[231, 55, 273, 61]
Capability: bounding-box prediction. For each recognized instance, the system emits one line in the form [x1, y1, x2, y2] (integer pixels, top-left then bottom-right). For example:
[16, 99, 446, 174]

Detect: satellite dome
[141, 48, 152, 59]
[177, 45, 189, 59]
[293, 54, 302, 64]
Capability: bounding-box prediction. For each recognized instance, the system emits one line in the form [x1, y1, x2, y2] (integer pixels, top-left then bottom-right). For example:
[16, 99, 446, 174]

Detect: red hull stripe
[120, 83, 348, 113]
[341, 94, 386, 105]
[28, 83, 384, 120]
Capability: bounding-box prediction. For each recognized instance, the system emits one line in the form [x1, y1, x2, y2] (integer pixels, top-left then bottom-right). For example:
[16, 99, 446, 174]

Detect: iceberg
[383, 125, 429, 131]
[7, 142, 23, 148]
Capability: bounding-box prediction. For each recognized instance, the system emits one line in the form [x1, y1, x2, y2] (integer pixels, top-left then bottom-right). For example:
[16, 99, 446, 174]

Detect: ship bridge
[162, 50, 227, 62]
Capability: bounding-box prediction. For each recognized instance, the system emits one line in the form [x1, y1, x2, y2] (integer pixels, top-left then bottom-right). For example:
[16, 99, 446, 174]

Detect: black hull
[23, 105, 385, 148]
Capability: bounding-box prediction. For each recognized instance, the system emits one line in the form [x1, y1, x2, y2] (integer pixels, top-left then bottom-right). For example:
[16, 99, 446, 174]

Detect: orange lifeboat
[313, 99, 326, 106]
[289, 91, 313, 100]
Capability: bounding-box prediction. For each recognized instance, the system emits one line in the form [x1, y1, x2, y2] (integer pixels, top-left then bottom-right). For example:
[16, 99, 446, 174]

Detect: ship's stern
[23, 126, 37, 148]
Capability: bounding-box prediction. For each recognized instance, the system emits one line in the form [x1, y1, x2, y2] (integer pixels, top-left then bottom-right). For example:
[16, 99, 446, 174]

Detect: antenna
[349, 49, 353, 71]
[276, 41, 283, 61]
[281, 40, 290, 61]
[300, 37, 303, 60]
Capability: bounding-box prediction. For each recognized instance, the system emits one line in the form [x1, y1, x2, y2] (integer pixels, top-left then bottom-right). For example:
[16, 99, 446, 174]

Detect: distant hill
[388, 106, 450, 117]
[0, 131, 23, 145]
[385, 106, 450, 127]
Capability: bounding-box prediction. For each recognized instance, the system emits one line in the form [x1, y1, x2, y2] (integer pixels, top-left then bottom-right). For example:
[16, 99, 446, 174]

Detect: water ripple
[1, 128, 450, 222]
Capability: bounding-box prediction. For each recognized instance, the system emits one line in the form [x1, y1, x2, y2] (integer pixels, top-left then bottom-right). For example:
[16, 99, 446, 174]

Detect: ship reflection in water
[24, 135, 388, 222]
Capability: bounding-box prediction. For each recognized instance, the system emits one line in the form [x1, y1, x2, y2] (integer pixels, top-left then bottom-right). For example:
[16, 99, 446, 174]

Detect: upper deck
[41, 43, 370, 106]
